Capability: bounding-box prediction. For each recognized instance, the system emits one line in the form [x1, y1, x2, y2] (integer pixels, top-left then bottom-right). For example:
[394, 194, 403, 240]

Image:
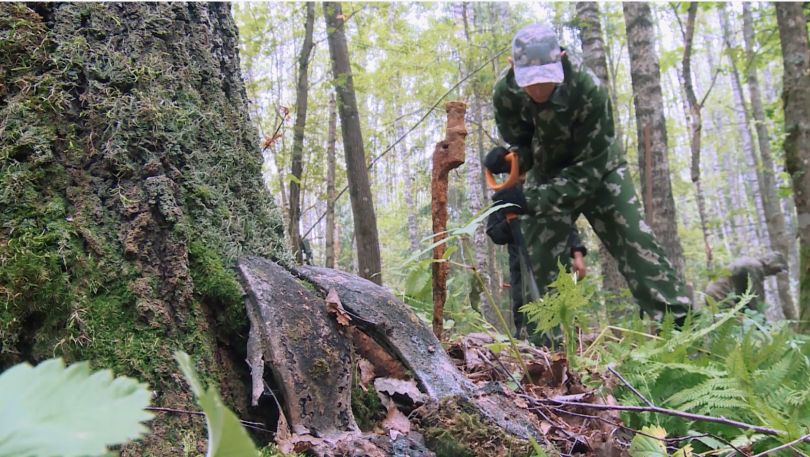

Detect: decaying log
[238, 257, 545, 456]
[431, 101, 467, 340]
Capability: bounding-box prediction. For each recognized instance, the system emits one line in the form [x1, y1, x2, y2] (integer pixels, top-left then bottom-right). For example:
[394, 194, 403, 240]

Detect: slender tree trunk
[324, 2, 383, 285]
[775, 2, 810, 330]
[288, 3, 315, 263]
[718, 10, 761, 255]
[576, 1, 629, 301]
[460, 3, 497, 323]
[623, 2, 689, 279]
[404, 166, 420, 253]
[743, 3, 798, 320]
[325, 95, 338, 268]
[679, 2, 714, 271]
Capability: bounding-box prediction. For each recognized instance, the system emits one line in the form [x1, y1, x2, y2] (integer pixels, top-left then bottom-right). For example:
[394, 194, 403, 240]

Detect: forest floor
[440, 332, 626, 457]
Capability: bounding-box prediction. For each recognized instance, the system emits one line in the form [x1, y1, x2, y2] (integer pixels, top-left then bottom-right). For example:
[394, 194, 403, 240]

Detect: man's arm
[493, 70, 534, 173]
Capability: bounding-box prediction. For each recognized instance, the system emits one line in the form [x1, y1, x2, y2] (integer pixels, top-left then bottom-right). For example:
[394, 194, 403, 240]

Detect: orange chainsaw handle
[485, 152, 522, 221]
[485, 152, 521, 192]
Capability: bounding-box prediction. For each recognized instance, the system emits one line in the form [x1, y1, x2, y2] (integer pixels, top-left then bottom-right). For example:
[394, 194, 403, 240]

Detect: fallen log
[237, 257, 545, 456]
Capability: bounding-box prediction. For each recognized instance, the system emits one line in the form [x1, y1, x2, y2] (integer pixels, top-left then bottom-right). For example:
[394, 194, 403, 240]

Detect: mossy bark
[0, 3, 287, 454]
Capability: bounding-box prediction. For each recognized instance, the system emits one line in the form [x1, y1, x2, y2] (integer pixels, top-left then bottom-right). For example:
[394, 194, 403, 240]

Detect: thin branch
[671, 2, 687, 41]
[145, 406, 275, 434]
[698, 66, 722, 109]
[302, 46, 510, 239]
[607, 365, 654, 408]
[751, 432, 810, 457]
[537, 398, 787, 437]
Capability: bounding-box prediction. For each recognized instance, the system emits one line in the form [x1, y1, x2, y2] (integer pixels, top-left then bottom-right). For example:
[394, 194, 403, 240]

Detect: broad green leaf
[628, 425, 668, 457]
[0, 358, 153, 457]
[450, 202, 515, 238]
[175, 351, 258, 457]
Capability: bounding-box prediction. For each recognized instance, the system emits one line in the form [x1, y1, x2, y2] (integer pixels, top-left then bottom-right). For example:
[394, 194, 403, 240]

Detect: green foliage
[628, 425, 693, 457]
[175, 351, 259, 457]
[628, 425, 668, 457]
[521, 261, 593, 363]
[0, 358, 153, 457]
[594, 300, 810, 455]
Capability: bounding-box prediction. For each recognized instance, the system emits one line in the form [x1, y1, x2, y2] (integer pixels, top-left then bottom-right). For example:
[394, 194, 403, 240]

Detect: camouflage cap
[512, 24, 564, 87]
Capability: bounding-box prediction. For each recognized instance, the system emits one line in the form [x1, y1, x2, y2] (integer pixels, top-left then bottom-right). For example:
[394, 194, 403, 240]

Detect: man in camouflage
[704, 251, 786, 312]
[488, 23, 692, 321]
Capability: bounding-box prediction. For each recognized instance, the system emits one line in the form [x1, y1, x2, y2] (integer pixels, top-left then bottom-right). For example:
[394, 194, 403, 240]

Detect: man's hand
[492, 185, 528, 215]
[484, 146, 511, 174]
[572, 251, 587, 280]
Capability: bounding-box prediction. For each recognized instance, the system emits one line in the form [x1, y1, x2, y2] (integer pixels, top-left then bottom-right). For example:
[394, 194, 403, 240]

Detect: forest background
[235, 1, 805, 327]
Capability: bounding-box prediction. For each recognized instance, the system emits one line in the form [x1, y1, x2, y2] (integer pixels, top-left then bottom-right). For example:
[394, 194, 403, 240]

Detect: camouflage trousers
[522, 165, 692, 319]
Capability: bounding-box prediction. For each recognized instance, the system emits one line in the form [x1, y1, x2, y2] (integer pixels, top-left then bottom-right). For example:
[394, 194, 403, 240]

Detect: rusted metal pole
[431, 101, 467, 340]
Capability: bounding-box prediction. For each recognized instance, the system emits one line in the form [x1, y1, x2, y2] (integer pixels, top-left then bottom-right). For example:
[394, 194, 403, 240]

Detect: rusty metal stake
[431, 101, 467, 340]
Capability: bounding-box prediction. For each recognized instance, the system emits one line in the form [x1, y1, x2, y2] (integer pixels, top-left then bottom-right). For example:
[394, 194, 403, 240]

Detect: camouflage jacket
[492, 52, 625, 214]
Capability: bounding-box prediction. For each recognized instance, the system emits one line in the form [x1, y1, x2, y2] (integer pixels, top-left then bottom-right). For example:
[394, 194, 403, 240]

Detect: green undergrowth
[584, 299, 810, 455]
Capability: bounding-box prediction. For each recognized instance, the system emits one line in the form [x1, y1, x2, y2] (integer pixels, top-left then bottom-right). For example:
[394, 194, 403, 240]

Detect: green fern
[521, 260, 592, 363]
[596, 302, 810, 454]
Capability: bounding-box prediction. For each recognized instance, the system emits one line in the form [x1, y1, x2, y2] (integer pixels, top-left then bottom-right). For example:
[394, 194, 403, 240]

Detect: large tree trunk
[288, 3, 316, 264]
[775, 2, 810, 330]
[0, 3, 287, 454]
[743, 3, 798, 320]
[622, 2, 689, 279]
[324, 2, 383, 285]
[576, 2, 630, 303]
[325, 94, 338, 268]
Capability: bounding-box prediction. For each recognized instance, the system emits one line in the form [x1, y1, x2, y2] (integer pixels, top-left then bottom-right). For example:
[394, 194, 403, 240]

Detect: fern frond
[666, 377, 747, 413]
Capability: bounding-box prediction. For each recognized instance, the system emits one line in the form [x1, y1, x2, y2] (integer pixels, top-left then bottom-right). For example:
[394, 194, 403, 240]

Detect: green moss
[419, 398, 534, 457]
[188, 240, 246, 341]
[351, 383, 386, 431]
[310, 358, 330, 379]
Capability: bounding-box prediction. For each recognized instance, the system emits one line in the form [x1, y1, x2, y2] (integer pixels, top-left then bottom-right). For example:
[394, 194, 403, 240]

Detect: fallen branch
[535, 398, 790, 438]
[751, 432, 810, 457]
[607, 365, 654, 408]
[145, 406, 274, 434]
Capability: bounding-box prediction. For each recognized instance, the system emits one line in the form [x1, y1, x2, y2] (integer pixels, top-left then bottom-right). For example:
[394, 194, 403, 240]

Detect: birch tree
[741, 3, 798, 320]
[623, 2, 688, 279]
